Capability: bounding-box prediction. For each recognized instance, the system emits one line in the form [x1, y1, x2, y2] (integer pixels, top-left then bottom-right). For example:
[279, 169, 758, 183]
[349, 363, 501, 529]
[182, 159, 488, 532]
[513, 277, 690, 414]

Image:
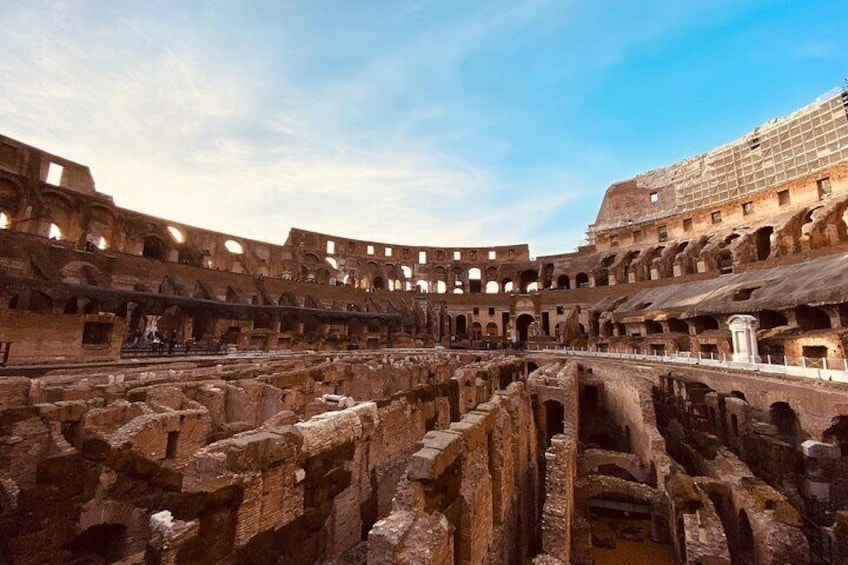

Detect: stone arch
[519, 270, 537, 293]
[645, 320, 663, 334]
[455, 314, 468, 339]
[470, 322, 482, 340]
[63, 296, 100, 315]
[575, 272, 589, 288]
[0, 178, 22, 212]
[516, 313, 535, 343]
[541, 263, 555, 289]
[758, 310, 788, 329]
[41, 191, 74, 239]
[755, 226, 774, 261]
[280, 312, 299, 333]
[794, 305, 831, 330]
[667, 318, 688, 333]
[142, 234, 168, 261]
[769, 401, 802, 443]
[688, 315, 719, 334]
[557, 274, 570, 289]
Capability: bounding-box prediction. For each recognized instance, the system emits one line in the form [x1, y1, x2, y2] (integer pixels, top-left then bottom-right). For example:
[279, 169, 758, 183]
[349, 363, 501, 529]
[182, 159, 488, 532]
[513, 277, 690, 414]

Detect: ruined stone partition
[368, 376, 543, 565]
[0, 352, 536, 564]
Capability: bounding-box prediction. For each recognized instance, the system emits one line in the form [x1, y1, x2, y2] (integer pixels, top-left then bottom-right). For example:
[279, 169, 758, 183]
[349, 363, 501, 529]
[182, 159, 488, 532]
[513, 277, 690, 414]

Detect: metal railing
[544, 347, 848, 383]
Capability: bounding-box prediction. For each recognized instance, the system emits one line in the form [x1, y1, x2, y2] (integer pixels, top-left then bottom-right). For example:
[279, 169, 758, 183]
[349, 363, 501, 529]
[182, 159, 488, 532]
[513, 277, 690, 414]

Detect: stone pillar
[728, 314, 760, 363]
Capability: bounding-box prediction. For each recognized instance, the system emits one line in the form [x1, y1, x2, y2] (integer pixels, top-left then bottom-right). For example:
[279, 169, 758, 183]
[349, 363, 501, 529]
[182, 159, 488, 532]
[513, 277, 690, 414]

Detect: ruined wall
[368, 377, 540, 565]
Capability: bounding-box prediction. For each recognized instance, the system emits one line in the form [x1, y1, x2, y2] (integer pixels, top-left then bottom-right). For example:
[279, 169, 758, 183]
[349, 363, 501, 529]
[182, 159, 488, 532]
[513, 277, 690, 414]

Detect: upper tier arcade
[589, 89, 848, 241]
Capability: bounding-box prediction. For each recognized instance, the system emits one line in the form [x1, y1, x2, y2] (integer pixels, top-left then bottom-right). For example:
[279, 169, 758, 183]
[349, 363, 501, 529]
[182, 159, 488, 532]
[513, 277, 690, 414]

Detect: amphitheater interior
[3, 90, 848, 564]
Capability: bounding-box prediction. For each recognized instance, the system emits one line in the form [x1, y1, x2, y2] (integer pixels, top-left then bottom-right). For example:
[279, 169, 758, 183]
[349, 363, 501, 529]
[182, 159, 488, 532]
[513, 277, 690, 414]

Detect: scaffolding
[594, 88, 848, 233]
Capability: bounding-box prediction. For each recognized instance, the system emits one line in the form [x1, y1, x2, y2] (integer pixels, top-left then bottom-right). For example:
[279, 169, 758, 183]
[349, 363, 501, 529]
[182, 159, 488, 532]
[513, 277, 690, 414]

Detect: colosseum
[1, 87, 848, 564]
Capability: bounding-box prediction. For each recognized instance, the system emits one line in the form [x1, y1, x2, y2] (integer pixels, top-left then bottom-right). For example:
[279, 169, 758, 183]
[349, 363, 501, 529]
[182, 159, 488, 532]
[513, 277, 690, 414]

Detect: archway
[769, 402, 800, 443]
[755, 226, 774, 261]
[455, 314, 468, 339]
[575, 272, 589, 288]
[470, 322, 482, 340]
[142, 235, 168, 260]
[516, 313, 535, 343]
[557, 275, 570, 289]
[795, 305, 831, 330]
[519, 270, 538, 293]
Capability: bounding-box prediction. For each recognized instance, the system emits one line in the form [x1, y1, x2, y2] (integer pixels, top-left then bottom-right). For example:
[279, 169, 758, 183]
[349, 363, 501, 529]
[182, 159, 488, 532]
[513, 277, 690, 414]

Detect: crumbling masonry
[3, 88, 848, 563]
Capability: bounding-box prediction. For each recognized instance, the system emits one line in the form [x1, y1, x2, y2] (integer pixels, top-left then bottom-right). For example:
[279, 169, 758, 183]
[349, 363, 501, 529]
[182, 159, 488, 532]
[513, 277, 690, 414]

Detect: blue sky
[0, 1, 845, 256]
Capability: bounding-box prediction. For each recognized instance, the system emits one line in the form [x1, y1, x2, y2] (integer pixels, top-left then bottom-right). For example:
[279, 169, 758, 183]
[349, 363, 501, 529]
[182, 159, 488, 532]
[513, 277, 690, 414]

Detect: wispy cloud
[0, 0, 834, 257]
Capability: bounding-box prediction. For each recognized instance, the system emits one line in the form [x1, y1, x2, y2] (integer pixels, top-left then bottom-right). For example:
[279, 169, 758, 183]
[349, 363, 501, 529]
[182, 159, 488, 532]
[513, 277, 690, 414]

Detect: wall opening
[544, 400, 565, 446]
[69, 524, 127, 563]
[755, 226, 773, 261]
[142, 235, 167, 260]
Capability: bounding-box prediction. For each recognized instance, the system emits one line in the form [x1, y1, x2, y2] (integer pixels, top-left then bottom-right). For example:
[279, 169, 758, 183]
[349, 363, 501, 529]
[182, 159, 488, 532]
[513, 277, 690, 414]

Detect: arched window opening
[142, 235, 167, 260]
[470, 322, 482, 340]
[48, 223, 63, 240]
[645, 320, 663, 334]
[516, 314, 535, 343]
[224, 239, 244, 254]
[485, 281, 499, 294]
[435, 280, 447, 294]
[689, 315, 719, 333]
[575, 272, 590, 288]
[526, 282, 539, 292]
[486, 322, 498, 337]
[758, 310, 788, 330]
[755, 226, 773, 261]
[769, 402, 800, 443]
[254, 312, 273, 330]
[795, 305, 831, 331]
[455, 314, 467, 338]
[167, 226, 185, 243]
[372, 276, 385, 290]
[0, 211, 8, 229]
[469, 267, 482, 293]
[542, 263, 555, 289]
[519, 270, 538, 293]
[667, 318, 688, 333]
[557, 275, 570, 289]
[503, 279, 514, 293]
[28, 291, 53, 313]
[717, 250, 733, 274]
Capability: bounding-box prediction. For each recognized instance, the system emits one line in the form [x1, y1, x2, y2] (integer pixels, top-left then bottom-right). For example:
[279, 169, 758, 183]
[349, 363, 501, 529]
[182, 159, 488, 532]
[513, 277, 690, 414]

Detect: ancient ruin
[2, 88, 848, 563]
